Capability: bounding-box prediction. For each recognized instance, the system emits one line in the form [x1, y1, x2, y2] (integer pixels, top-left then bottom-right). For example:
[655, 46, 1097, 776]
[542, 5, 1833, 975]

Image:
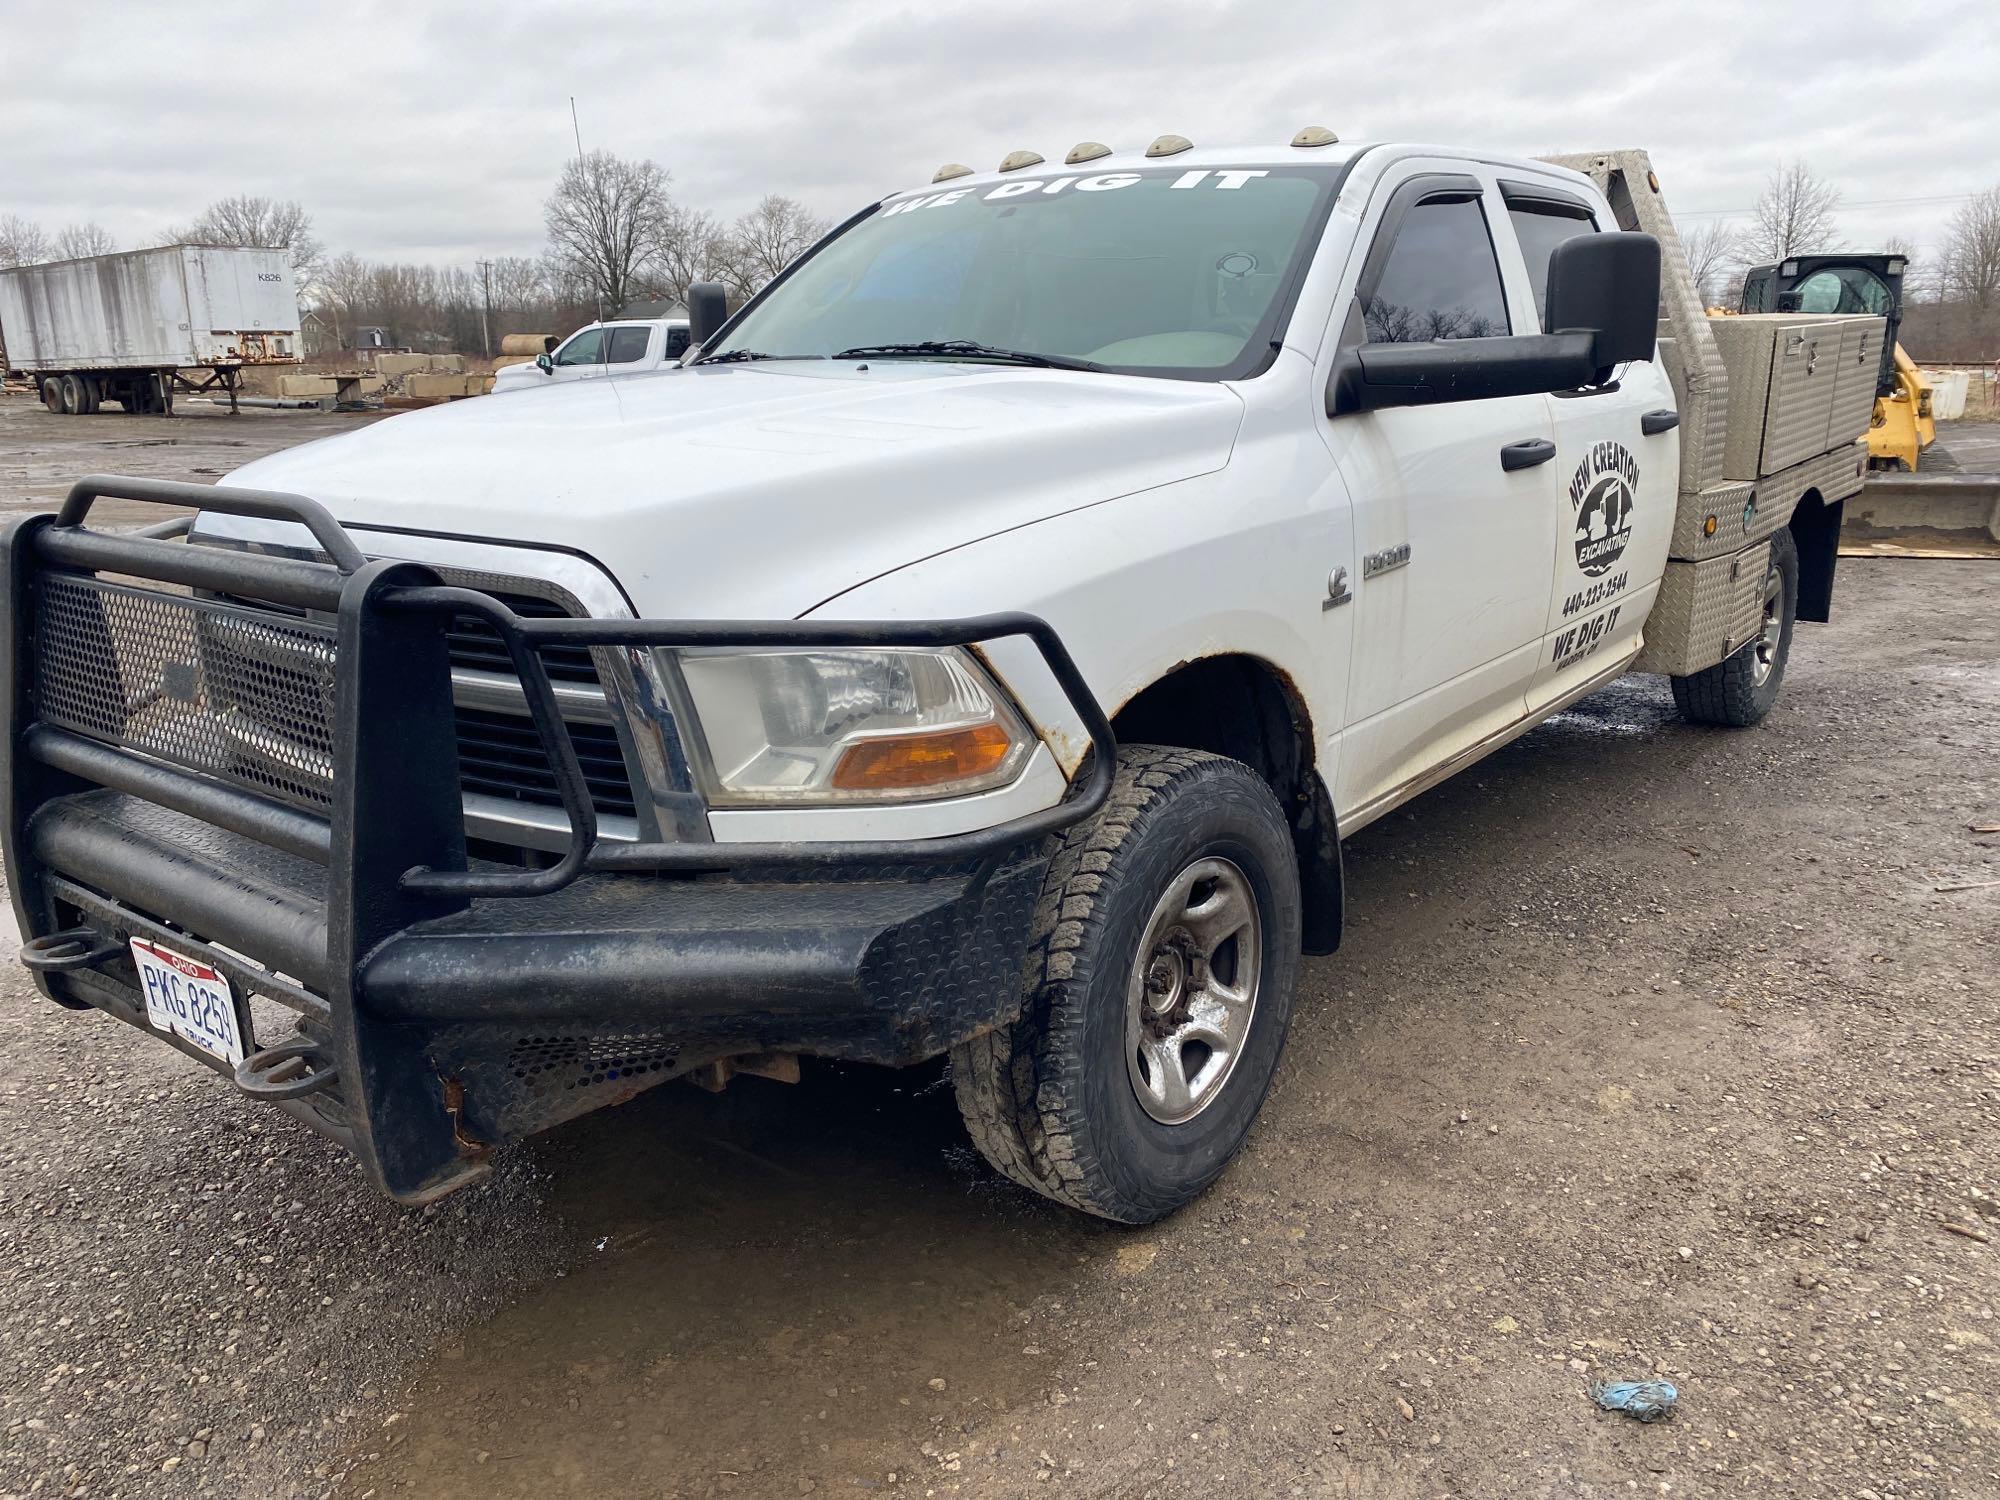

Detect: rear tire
[1671, 528, 1798, 727]
[952, 746, 1301, 1224]
[41, 377, 64, 414]
[58, 373, 85, 415]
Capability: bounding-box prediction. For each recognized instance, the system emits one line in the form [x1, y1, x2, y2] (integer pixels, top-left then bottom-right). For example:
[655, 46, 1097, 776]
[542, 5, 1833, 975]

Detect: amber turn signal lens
[831, 722, 1015, 791]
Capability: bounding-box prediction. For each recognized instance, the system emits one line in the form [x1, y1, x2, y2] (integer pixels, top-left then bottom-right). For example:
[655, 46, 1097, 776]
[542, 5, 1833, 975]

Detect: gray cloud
[6, 0, 1995, 267]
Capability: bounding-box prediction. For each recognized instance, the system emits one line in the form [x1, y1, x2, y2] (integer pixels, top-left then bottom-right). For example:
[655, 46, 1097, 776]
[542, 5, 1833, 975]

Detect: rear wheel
[1671, 528, 1798, 727]
[41, 377, 64, 414]
[58, 374, 85, 415]
[952, 746, 1301, 1223]
[77, 375, 101, 415]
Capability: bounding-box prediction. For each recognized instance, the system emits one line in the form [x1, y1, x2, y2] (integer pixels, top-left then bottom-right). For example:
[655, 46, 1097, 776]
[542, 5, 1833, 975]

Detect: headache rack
[2, 476, 1115, 1201]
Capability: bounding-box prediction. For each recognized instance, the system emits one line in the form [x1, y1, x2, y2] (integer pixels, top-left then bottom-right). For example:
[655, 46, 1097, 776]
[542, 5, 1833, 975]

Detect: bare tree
[723, 195, 830, 298]
[171, 196, 322, 284]
[0, 214, 53, 267]
[544, 151, 675, 317]
[648, 202, 729, 304]
[55, 223, 117, 259]
[1742, 160, 1842, 263]
[1940, 184, 2000, 308]
[1676, 219, 1742, 306]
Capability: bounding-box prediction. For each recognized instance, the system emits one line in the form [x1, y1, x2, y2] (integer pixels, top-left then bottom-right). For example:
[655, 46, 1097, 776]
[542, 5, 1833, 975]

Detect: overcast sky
[7, 0, 1996, 270]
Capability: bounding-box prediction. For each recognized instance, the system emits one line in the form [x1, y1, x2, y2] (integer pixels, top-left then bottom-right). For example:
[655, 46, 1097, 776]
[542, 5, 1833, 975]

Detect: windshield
[706, 165, 1342, 380]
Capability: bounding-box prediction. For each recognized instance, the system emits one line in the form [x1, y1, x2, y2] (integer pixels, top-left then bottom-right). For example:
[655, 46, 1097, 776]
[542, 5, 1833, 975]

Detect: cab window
[554, 329, 604, 366]
[1506, 201, 1598, 324]
[1794, 266, 1892, 316]
[1363, 196, 1510, 343]
[664, 327, 691, 357]
[605, 326, 651, 364]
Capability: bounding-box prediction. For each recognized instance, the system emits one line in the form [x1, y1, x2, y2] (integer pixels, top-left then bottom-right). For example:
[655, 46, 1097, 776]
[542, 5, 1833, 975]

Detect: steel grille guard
[11, 474, 1117, 896]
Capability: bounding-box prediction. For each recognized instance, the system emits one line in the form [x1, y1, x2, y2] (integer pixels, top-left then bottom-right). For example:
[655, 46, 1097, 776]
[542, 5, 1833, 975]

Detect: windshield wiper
[830, 340, 1103, 372]
[692, 349, 823, 365]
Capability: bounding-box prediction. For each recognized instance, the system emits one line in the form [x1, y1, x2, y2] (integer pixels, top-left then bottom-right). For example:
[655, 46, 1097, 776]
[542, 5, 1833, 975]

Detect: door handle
[1499, 438, 1557, 472]
[1640, 409, 1680, 436]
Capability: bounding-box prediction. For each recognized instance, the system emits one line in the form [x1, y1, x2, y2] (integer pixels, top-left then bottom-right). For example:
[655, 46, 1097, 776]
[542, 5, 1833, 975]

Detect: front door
[1315, 168, 1559, 820]
[549, 327, 608, 383]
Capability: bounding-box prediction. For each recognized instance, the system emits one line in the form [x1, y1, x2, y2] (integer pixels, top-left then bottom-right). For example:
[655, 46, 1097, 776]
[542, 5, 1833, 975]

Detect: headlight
[674, 646, 1033, 806]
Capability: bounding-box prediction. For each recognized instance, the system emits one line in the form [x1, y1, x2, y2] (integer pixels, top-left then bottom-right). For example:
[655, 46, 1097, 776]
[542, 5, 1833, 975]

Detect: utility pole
[570, 95, 605, 325]
[476, 258, 493, 358]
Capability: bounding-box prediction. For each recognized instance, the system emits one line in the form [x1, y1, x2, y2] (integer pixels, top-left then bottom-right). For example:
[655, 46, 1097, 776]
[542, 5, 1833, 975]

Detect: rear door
[603, 323, 655, 378]
[1497, 179, 1677, 711]
[1315, 165, 1560, 820]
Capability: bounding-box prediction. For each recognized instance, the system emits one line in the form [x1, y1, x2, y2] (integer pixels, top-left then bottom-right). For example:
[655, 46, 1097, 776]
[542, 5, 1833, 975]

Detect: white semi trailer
[0, 245, 302, 416]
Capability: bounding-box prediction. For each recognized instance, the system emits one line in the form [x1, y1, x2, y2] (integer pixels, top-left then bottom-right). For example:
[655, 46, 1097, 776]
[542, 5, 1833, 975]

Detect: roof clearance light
[998, 150, 1046, 172]
[1290, 125, 1339, 148]
[1145, 134, 1193, 158]
[932, 162, 974, 183]
[1066, 141, 1112, 165]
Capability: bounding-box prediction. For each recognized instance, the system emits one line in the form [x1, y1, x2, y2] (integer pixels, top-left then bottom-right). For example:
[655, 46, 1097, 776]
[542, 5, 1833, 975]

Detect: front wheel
[1670, 527, 1798, 727]
[952, 746, 1301, 1223]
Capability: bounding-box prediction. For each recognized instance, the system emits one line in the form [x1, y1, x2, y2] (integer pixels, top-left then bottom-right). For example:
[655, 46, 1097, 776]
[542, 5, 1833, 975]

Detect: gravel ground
[0, 393, 1996, 1497]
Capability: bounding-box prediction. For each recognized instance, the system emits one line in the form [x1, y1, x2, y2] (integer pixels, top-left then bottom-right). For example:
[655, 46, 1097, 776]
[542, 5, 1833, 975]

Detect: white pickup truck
[488, 316, 692, 395]
[3, 138, 1872, 1222]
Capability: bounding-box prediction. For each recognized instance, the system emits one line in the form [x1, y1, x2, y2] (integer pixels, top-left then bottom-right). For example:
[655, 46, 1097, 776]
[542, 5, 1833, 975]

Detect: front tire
[1670, 527, 1798, 727]
[952, 747, 1301, 1223]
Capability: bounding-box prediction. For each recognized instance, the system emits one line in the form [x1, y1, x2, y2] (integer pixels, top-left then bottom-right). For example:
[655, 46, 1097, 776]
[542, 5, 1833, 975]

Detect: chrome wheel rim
[1125, 856, 1263, 1126]
[1752, 564, 1783, 686]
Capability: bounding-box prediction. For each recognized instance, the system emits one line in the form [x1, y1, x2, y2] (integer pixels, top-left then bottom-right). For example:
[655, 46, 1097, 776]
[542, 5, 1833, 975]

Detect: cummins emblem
[1569, 441, 1638, 578]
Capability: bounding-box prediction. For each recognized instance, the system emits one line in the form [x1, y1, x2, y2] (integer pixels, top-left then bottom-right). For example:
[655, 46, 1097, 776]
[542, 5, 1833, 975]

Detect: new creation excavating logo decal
[1569, 441, 1639, 578]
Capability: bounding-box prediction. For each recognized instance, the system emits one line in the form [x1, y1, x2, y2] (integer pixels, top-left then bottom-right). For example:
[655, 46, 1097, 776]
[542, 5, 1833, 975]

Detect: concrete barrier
[1846, 475, 2000, 544]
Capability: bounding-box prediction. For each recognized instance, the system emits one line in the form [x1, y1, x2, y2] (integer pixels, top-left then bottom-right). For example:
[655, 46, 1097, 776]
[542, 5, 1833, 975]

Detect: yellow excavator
[1738, 253, 1935, 470]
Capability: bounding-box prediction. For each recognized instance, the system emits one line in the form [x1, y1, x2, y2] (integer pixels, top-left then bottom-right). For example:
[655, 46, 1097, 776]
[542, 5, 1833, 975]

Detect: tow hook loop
[235, 1039, 341, 1100]
[18, 927, 122, 974]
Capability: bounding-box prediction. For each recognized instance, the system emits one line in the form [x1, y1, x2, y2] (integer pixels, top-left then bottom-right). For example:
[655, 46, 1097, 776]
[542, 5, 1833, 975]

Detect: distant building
[300, 309, 338, 358]
[350, 325, 391, 350]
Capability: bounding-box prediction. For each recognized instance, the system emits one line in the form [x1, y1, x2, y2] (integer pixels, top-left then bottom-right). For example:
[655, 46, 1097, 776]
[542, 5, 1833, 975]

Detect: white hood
[217, 362, 1245, 618]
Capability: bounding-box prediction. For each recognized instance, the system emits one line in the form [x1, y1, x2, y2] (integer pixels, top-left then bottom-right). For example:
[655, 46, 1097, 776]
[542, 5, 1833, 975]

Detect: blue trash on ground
[1589, 1378, 1678, 1422]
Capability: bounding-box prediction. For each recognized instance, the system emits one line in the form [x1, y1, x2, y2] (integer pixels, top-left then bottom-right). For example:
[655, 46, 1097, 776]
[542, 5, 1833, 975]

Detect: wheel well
[1789, 488, 1840, 622]
[1110, 655, 1342, 955]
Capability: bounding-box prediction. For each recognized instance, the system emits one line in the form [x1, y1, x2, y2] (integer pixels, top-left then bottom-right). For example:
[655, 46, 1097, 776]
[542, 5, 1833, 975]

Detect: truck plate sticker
[1569, 441, 1638, 578]
[1550, 604, 1621, 670]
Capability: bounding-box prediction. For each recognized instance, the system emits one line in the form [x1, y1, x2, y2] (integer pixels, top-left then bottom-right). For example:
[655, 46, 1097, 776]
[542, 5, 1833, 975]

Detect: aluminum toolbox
[1710, 313, 1886, 480]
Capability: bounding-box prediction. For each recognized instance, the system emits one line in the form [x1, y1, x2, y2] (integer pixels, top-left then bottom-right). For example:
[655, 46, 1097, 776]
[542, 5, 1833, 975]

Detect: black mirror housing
[1545, 231, 1660, 371]
[1327, 332, 1599, 415]
[687, 282, 730, 350]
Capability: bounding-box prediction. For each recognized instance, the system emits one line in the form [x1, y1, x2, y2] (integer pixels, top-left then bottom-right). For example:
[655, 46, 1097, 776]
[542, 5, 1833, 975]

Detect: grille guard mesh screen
[32, 573, 340, 809]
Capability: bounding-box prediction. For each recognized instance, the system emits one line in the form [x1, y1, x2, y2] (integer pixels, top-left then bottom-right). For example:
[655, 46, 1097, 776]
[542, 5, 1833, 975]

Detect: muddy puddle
[344, 1061, 1103, 1497]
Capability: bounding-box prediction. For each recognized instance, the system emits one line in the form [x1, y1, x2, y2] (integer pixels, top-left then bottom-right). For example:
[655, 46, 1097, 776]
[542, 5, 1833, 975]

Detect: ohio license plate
[129, 936, 248, 1067]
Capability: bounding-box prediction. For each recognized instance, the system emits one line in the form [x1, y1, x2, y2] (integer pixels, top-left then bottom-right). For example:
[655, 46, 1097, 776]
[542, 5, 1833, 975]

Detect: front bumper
[3, 476, 1113, 1202]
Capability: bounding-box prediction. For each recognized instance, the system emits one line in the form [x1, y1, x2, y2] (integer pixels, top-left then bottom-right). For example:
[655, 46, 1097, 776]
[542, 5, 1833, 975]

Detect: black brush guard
[1, 477, 1115, 1202]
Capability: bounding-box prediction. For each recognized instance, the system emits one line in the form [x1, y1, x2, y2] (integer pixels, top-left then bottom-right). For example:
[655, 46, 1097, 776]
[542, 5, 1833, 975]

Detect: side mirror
[1328, 333, 1598, 415]
[1545, 231, 1660, 375]
[687, 282, 729, 350]
[534, 353, 554, 374]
